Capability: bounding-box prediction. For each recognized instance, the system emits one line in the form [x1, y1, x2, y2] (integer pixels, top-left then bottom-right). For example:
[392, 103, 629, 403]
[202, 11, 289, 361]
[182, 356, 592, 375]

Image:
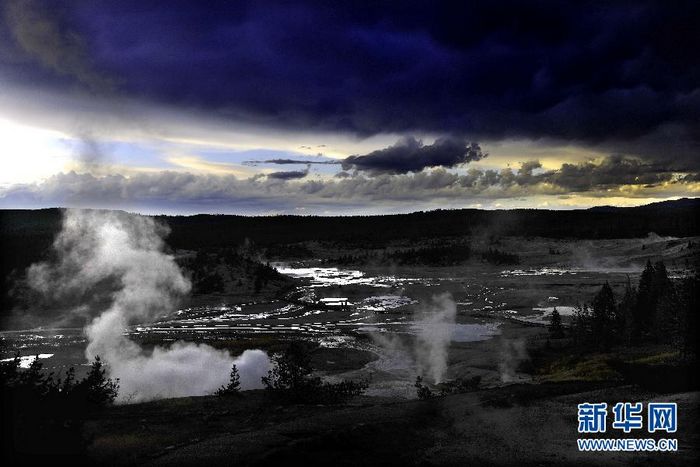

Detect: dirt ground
[84, 383, 699, 466]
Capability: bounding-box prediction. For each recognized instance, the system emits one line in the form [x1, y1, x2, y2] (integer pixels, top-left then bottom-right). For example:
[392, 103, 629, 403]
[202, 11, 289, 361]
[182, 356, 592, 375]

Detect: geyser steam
[27, 209, 270, 403]
[371, 292, 457, 386]
[414, 292, 456, 384]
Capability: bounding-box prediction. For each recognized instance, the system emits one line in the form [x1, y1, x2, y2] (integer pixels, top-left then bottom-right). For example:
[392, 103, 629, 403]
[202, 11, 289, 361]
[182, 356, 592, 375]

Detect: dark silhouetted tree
[635, 260, 657, 340]
[592, 282, 616, 348]
[1, 355, 118, 463]
[74, 356, 119, 407]
[262, 342, 367, 403]
[262, 342, 313, 392]
[618, 276, 637, 345]
[549, 307, 564, 338]
[216, 364, 241, 396]
[572, 304, 591, 345]
[651, 261, 672, 340]
[678, 275, 699, 363]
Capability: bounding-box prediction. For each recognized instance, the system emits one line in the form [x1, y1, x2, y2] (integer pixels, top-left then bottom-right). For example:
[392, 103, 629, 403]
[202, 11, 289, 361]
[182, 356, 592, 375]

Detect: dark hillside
[1, 199, 698, 283]
[159, 198, 699, 250]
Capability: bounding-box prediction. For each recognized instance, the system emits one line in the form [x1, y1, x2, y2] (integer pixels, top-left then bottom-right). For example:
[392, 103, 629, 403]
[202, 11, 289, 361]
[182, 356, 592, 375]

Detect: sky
[0, 0, 698, 215]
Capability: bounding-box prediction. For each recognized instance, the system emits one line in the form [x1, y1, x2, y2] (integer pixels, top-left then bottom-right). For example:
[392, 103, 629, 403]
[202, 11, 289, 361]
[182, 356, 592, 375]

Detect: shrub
[439, 375, 482, 395]
[262, 342, 313, 393]
[414, 376, 433, 400]
[262, 342, 368, 404]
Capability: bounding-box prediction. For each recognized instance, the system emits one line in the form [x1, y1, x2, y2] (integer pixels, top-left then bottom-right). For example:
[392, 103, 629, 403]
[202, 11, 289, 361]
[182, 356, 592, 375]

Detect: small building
[318, 297, 350, 309]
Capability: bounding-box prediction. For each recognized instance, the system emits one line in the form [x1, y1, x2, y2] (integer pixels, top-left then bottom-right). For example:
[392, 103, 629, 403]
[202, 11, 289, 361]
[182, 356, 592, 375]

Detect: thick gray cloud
[547, 155, 676, 191]
[342, 137, 486, 174]
[1, 155, 694, 214]
[250, 158, 336, 165]
[266, 168, 309, 180]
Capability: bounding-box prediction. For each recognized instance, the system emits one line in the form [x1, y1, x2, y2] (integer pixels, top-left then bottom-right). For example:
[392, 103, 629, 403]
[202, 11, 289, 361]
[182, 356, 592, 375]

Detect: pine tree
[77, 356, 119, 407]
[572, 304, 591, 345]
[549, 307, 564, 338]
[635, 260, 656, 340]
[592, 282, 616, 348]
[679, 275, 699, 362]
[618, 276, 637, 345]
[216, 364, 241, 396]
[651, 261, 671, 339]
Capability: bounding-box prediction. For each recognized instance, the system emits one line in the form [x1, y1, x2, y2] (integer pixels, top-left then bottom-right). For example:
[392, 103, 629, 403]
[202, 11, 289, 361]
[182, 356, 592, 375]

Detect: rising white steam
[27, 209, 270, 403]
[498, 338, 528, 383]
[414, 292, 457, 383]
[369, 292, 457, 386]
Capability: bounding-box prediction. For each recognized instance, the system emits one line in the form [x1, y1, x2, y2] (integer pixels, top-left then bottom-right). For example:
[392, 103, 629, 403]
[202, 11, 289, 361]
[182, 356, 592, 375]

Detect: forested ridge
[1, 199, 698, 296]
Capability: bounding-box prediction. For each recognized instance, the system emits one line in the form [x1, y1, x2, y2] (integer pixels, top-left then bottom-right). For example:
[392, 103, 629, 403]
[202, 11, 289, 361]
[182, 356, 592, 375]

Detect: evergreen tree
[549, 307, 564, 338]
[618, 276, 637, 345]
[633, 260, 672, 342]
[651, 261, 672, 339]
[635, 260, 656, 340]
[262, 342, 313, 392]
[656, 283, 680, 345]
[678, 275, 699, 362]
[572, 304, 591, 345]
[216, 364, 241, 396]
[652, 261, 671, 298]
[75, 356, 119, 407]
[592, 282, 616, 348]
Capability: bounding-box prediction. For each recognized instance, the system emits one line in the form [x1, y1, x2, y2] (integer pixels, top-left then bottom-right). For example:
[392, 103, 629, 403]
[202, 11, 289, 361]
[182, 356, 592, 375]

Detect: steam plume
[368, 293, 457, 387]
[498, 338, 528, 383]
[414, 292, 457, 383]
[28, 209, 270, 403]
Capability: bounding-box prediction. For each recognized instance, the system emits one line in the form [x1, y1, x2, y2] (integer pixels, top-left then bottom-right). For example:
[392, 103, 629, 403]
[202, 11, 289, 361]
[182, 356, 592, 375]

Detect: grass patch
[538, 354, 623, 382]
[91, 432, 167, 451]
[626, 350, 680, 366]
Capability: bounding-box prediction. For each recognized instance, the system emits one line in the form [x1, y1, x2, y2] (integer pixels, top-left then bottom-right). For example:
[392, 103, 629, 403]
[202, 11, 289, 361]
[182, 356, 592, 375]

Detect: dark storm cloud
[681, 172, 700, 183]
[266, 168, 309, 180]
[546, 155, 676, 191]
[458, 155, 680, 192]
[1, 1, 699, 165]
[342, 137, 485, 174]
[245, 158, 339, 166]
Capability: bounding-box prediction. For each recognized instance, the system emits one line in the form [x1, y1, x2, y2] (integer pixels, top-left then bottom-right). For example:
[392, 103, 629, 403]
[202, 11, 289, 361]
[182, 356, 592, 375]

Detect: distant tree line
[178, 247, 289, 295]
[385, 243, 473, 266]
[322, 252, 376, 266]
[322, 244, 520, 267]
[2, 200, 698, 320]
[480, 248, 520, 265]
[560, 261, 698, 360]
[264, 243, 314, 259]
[158, 199, 700, 248]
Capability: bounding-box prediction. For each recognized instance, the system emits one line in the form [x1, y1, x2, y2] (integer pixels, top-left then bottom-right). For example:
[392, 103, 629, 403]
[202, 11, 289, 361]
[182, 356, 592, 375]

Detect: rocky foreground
[85, 383, 698, 466]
